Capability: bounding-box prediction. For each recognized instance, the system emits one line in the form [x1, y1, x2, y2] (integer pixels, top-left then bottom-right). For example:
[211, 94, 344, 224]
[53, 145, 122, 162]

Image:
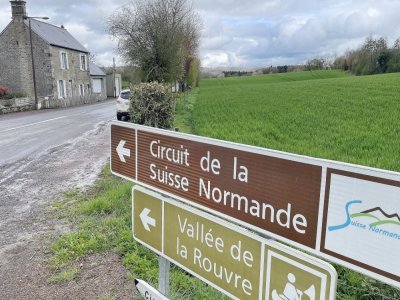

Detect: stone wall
[0, 18, 32, 96]
[0, 18, 52, 98]
[49, 46, 91, 101]
[0, 97, 34, 114]
[33, 31, 53, 98]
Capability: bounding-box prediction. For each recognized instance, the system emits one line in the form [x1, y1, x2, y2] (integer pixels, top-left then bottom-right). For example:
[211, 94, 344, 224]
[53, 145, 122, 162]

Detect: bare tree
[107, 0, 201, 84]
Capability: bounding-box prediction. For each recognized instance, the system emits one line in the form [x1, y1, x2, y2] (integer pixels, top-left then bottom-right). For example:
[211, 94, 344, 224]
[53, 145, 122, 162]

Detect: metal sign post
[158, 256, 170, 297]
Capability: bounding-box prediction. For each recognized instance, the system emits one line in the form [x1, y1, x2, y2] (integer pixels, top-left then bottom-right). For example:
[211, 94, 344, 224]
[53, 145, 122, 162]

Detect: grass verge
[50, 141, 227, 298]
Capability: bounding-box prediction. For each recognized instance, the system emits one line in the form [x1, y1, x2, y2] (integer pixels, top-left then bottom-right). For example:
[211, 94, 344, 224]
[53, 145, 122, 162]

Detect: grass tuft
[47, 268, 80, 284]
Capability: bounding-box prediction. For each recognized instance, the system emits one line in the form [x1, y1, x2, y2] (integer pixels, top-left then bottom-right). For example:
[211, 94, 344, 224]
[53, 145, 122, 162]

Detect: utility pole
[113, 57, 116, 97]
[25, 16, 49, 110]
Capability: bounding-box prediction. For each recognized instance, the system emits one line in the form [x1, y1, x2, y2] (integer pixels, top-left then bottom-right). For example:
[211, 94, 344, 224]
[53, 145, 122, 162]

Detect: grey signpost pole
[158, 256, 170, 296]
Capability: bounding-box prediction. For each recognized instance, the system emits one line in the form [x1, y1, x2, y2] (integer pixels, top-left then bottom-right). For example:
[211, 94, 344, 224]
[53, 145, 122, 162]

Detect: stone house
[0, 1, 107, 107]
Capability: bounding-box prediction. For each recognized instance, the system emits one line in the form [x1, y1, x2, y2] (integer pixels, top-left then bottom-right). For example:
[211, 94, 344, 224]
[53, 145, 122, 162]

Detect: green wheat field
[193, 70, 400, 172]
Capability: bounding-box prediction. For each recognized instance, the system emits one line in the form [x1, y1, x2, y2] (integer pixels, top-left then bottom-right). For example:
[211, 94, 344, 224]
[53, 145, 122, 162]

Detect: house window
[68, 80, 73, 98]
[79, 84, 85, 96]
[92, 78, 102, 93]
[80, 54, 87, 71]
[57, 80, 66, 99]
[60, 51, 69, 69]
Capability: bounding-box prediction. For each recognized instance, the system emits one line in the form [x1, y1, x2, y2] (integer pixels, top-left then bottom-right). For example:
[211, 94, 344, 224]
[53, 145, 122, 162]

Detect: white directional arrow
[140, 208, 156, 232]
[116, 140, 130, 163]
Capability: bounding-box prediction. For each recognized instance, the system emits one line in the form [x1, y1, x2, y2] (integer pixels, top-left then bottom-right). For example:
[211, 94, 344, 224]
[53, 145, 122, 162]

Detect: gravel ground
[0, 121, 139, 299]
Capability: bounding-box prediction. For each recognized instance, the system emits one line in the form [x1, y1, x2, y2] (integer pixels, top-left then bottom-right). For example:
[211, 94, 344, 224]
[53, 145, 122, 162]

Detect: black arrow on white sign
[134, 278, 169, 300]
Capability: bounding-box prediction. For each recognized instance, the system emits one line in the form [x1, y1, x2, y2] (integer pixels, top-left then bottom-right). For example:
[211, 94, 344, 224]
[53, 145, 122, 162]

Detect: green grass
[50, 166, 228, 299]
[47, 268, 80, 284]
[194, 71, 400, 172]
[98, 293, 116, 300]
[174, 88, 198, 132]
[122, 80, 130, 89]
[192, 70, 400, 299]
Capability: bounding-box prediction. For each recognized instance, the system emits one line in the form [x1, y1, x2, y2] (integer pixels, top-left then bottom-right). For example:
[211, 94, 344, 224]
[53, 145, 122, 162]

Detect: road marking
[0, 116, 68, 133]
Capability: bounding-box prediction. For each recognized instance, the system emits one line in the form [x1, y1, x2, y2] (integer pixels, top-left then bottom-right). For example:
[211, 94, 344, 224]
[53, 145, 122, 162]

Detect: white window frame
[79, 84, 85, 96]
[60, 51, 69, 70]
[57, 80, 66, 99]
[80, 54, 87, 71]
[68, 80, 73, 98]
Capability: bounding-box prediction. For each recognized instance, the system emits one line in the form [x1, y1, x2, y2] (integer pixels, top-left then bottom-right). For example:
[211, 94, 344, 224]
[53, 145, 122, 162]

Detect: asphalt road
[0, 100, 125, 298]
[0, 99, 115, 166]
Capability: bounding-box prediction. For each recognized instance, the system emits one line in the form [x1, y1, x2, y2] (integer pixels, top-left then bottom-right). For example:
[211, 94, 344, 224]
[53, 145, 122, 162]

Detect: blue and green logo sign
[328, 200, 400, 240]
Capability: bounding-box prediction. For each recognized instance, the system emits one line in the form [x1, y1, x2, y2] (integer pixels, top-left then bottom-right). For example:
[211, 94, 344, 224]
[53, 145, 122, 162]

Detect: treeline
[333, 36, 400, 75]
[261, 65, 307, 74]
[223, 71, 252, 77]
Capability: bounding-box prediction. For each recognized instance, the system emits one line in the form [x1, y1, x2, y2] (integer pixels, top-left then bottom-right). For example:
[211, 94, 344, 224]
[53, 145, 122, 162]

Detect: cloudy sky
[1, 0, 400, 68]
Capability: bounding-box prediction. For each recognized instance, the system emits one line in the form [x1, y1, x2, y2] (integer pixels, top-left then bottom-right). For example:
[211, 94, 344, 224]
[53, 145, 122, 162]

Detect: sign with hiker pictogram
[132, 186, 337, 300]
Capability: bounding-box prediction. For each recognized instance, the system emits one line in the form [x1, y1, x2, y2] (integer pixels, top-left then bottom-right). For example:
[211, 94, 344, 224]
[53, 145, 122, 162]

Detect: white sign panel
[134, 279, 169, 300]
[321, 169, 399, 287]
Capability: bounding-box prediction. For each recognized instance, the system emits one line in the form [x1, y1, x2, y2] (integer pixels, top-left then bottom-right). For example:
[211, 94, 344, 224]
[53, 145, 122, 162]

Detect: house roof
[25, 19, 89, 53]
[89, 62, 106, 76]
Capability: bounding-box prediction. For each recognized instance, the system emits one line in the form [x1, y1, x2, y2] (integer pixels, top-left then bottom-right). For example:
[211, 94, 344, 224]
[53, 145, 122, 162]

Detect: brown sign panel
[111, 123, 323, 248]
[137, 130, 322, 248]
[110, 124, 136, 180]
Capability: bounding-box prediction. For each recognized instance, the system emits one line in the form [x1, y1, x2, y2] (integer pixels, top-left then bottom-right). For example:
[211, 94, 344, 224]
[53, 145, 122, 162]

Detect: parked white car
[116, 89, 131, 121]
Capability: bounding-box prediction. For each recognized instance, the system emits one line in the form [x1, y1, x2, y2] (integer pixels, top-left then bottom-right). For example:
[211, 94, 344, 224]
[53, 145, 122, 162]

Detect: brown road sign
[136, 130, 322, 249]
[132, 186, 337, 300]
[112, 121, 400, 288]
[111, 122, 322, 249]
[110, 124, 136, 181]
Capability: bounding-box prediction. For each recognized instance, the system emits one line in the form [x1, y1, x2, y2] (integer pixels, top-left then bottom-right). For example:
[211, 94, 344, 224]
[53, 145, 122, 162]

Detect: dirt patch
[0, 121, 140, 299]
[1, 243, 138, 300]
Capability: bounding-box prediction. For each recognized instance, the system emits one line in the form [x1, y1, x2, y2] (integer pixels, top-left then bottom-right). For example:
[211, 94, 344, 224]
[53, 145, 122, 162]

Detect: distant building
[106, 73, 122, 97]
[0, 1, 106, 107]
[90, 62, 107, 101]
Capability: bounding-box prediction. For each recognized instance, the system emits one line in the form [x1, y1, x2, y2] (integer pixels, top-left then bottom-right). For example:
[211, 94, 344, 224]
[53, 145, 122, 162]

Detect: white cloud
[196, 0, 400, 67]
[0, 10, 12, 32]
[1, 0, 400, 68]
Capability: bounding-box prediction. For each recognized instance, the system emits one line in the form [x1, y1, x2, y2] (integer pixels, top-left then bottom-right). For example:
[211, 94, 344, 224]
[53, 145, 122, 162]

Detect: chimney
[10, 1, 27, 19]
